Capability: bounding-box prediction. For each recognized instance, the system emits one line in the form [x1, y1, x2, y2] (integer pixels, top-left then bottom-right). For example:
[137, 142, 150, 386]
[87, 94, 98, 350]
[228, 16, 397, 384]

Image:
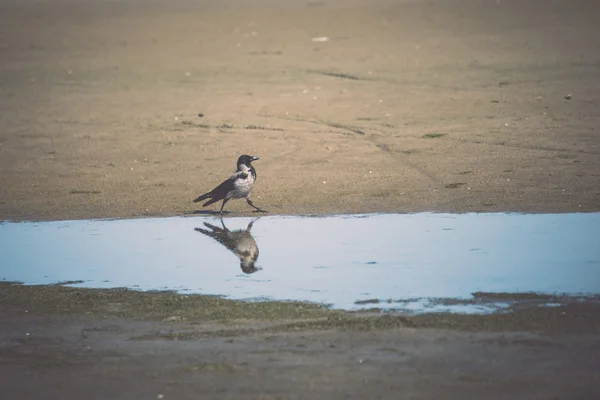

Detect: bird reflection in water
[194, 218, 260, 274]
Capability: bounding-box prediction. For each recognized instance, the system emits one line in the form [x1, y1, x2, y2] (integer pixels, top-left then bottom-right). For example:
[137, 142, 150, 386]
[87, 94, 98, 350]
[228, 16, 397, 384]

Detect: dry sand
[0, 0, 599, 220]
[1, 0, 599, 398]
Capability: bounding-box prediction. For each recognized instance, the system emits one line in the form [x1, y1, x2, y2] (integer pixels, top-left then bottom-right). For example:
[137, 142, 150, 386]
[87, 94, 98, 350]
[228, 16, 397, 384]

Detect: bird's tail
[201, 197, 220, 207]
[193, 192, 221, 207]
[193, 193, 210, 203]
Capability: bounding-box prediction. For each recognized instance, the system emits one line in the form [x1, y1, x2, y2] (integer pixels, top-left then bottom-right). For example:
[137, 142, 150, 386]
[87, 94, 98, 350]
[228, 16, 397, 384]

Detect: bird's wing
[194, 170, 249, 203]
[205, 175, 237, 200]
[196, 229, 239, 253]
[202, 222, 225, 233]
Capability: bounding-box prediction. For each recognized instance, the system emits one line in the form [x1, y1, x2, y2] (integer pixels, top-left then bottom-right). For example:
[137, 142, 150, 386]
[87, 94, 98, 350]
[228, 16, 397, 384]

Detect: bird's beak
[251, 156, 260, 161]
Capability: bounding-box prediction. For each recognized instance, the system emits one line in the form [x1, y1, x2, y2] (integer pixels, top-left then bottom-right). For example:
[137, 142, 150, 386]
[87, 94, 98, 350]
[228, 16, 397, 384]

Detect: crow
[193, 155, 266, 214]
[194, 218, 260, 274]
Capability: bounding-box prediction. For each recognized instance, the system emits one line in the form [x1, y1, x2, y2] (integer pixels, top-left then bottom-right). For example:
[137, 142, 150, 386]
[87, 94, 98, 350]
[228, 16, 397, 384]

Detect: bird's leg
[220, 198, 229, 215]
[246, 197, 267, 213]
[246, 217, 261, 232]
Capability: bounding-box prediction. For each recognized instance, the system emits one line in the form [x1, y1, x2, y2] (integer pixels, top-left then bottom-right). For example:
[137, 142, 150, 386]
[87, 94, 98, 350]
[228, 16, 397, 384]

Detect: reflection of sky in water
[1, 213, 599, 311]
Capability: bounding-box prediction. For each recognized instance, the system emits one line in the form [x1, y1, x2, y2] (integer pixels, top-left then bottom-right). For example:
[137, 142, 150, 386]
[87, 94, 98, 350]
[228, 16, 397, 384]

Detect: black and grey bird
[194, 219, 260, 274]
[193, 155, 266, 214]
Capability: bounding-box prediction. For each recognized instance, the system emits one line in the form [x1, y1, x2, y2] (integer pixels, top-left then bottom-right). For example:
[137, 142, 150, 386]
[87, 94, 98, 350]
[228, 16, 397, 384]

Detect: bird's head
[240, 258, 261, 274]
[237, 154, 259, 168]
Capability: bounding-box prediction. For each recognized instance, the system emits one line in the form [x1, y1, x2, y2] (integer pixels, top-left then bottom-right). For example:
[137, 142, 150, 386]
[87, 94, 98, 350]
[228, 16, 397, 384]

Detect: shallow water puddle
[1, 213, 599, 313]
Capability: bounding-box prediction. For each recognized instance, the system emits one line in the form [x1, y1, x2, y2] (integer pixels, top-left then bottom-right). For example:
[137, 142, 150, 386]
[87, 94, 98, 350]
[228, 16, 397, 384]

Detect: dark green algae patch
[0, 281, 338, 322]
[2, 282, 600, 335]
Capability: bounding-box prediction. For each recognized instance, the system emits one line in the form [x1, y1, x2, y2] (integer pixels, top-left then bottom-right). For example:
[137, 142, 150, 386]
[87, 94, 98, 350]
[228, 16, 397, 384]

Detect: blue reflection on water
[1, 213, 599, 311]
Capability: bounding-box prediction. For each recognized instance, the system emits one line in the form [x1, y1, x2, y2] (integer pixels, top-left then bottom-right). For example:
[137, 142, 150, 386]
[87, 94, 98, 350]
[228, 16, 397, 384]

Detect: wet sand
[1, 0, 600, 398]
[1, 283, 600, 399]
